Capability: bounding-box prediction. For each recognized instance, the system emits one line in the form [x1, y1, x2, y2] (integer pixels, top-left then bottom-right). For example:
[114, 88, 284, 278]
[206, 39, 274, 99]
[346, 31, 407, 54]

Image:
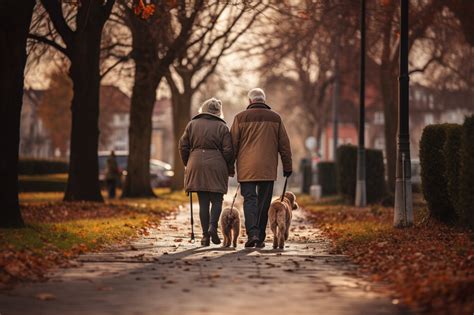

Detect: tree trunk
[0, 0, 35, 228]
[380, 64, 398, 192]
[170, 90, 193, 191]
[64, 20, 104, 201]
[121, 62, 158, 197]
[122, 23, 160, 198]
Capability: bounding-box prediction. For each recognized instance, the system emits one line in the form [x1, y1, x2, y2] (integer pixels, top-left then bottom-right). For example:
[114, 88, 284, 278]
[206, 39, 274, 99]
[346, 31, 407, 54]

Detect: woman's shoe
[208, 227, 221, 245]
[201, 235, 210, 246]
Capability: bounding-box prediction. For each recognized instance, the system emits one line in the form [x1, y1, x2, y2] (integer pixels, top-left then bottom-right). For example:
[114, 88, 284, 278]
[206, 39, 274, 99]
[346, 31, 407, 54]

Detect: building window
[374, 111, 384, 124]
[113, 114, 121, 126]
[374, 137, 385, 150]
[414, 90, 421, 101]
[424, 113, 434, 125]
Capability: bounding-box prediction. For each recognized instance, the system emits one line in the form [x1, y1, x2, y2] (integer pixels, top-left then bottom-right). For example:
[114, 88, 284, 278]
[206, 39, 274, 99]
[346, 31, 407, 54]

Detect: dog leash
[230, 184, 240, 209]
[280, 177, 288, 201]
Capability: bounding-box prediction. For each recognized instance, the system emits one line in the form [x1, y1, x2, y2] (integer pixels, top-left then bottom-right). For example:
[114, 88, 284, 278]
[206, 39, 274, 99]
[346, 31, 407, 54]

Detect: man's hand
[283, 170, 292, 177]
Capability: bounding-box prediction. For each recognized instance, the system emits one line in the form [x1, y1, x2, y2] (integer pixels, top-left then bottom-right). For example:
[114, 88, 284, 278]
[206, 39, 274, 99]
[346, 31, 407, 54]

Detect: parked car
[98, 151, 174, 188]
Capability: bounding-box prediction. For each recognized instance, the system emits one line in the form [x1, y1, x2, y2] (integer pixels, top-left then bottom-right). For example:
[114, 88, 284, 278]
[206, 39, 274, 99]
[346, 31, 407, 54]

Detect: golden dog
[268, 192, 298, 249]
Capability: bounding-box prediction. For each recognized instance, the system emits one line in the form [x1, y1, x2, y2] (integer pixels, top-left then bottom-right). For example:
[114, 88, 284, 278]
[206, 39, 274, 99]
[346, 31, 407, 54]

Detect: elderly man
[230, 88, 292, 248]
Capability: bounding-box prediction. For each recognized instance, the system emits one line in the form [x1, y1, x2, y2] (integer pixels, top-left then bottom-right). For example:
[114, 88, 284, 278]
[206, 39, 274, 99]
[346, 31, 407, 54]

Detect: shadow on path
[0, 199, 411, 315]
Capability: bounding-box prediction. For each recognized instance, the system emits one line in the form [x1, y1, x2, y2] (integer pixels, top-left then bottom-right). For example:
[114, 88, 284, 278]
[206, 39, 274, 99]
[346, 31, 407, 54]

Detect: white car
[98, 151, 174, 188]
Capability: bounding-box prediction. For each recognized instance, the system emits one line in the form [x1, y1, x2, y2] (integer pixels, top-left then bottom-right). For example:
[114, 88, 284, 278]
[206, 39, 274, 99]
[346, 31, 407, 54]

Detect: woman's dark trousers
[197, 192, 223, 235]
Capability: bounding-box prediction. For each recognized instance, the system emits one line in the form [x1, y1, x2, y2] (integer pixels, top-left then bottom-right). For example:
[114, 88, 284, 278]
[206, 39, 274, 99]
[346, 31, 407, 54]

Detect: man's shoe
[244, 236, 259, 248]
[201, 235, 210, 247]
[255, 241, 265, 248]
[208, 227, 221, 245]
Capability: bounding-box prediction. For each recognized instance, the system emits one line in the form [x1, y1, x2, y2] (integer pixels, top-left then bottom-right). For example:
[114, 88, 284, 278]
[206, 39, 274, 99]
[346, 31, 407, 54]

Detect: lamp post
[394, 0, 413, 227]
[355, 0, 366, 207]
[332, 49, 340, 161]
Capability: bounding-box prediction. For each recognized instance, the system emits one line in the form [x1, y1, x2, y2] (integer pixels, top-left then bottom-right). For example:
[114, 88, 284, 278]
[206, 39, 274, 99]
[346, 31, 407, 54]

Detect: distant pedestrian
[230, 88, 292, 248]
[105, 150, 120, 198]
[179, 98, 234, 246]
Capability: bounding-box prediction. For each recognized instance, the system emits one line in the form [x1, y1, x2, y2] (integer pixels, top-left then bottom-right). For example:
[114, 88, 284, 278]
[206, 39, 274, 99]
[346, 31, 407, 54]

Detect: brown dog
[220, 207, 240, 248]
[268, 192, 298, 249]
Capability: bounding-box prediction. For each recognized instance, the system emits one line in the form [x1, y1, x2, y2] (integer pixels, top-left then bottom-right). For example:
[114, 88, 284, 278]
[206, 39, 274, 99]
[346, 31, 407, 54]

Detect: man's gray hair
[248, 88, 266, 103]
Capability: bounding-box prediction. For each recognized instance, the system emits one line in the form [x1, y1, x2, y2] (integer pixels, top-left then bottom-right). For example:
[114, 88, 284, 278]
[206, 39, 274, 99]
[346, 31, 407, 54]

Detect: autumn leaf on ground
[35, 293, 56, 301]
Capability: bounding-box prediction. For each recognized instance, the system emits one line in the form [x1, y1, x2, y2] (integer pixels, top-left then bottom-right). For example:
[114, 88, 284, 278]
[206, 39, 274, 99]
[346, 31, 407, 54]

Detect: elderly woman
[179, 98, 234, 246]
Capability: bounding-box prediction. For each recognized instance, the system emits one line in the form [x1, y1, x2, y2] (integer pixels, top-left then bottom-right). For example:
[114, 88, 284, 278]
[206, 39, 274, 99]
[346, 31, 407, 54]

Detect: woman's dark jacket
[179, 113, 234, 193]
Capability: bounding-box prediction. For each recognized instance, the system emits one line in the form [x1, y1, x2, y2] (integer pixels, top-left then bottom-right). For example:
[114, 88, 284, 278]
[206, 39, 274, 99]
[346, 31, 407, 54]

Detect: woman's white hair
[248, 88, 266, 103]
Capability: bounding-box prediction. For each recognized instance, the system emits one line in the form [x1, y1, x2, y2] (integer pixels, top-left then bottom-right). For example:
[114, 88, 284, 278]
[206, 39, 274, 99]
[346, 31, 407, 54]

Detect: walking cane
[280, 176, 288, 202]
[188, 191, 195, 243]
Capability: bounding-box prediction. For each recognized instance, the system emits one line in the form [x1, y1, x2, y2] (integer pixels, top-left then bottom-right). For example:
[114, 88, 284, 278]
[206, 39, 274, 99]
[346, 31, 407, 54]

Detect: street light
[355, 0, 367, 207]
[394, 0, 413, 227]
[332, 51, 339, 162]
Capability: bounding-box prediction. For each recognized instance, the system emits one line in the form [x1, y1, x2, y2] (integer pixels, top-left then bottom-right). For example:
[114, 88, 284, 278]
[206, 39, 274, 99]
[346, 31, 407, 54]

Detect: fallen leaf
[36, 293, 56, 301]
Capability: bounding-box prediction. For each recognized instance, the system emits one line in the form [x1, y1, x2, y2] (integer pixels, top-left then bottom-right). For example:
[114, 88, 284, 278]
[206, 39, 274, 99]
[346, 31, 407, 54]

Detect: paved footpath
[0, 191, 410, 315]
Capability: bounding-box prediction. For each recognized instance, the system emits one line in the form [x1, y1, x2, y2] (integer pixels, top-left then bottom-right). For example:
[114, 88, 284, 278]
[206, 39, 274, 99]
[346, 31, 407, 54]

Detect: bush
[336, 145, 357, 199]
[443, 124, 463, 215]
[18, 158, 69, 175]
[18, 174, 67, 192]
[419, 124, 456, 222]
[336, 145, 385, 204]
[366, 148, 385, 203]
[459, 116, 474, 228]
[317, 162, 337, 196]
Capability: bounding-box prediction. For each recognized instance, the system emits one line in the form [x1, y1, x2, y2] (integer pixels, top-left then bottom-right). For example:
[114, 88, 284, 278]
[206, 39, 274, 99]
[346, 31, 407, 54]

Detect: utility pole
[394, 0, 414, 227]
[355, 0, 367, 207]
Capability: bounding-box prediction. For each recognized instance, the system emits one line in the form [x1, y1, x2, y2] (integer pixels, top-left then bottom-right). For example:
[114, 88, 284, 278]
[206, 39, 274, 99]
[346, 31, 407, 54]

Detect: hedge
[336, 145, 357, 199]
[18, 158, 69, 175]
[317, 161, 337, 196]
[18, 174, 67, 192]
[336, 145, 385, 204]
[443, 124, 463, 216]
[419, 124, 456, 222]
[459, 116, 474, 228]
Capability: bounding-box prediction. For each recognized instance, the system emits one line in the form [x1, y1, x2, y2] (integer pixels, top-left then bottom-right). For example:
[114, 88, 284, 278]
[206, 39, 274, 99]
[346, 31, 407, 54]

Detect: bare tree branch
[28, 33, 68, 56]
[409, 55, 442, 75]
[39, 0, 74, 46]
[100, 53, 131, 79]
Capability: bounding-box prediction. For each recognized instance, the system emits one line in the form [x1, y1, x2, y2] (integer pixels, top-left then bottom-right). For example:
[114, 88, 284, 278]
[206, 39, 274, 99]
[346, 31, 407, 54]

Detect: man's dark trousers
[240, 181, 274, 241]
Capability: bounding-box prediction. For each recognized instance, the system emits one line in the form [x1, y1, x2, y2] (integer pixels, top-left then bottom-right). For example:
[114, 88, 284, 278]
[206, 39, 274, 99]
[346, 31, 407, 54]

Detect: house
[319, 83, 473, 161]
[151, 98, 173, 164]
[20, 85, 174, 164]
[98, 85, 173, 164]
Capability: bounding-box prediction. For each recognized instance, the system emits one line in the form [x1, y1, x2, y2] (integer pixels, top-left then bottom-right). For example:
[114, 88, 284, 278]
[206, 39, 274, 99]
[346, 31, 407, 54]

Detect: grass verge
[300, 194, 474, 315]
[1, 189, 186, 287]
